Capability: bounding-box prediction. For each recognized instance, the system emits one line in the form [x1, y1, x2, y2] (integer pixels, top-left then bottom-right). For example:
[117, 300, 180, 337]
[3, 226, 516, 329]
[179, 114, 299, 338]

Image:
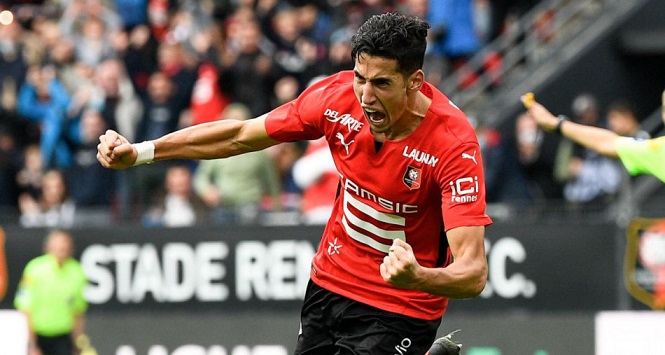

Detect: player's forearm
[415, 260, 487, 299]
[153, 115, 277, 161]
[153, 120, 246, 161]
[561, 120, 620, 158]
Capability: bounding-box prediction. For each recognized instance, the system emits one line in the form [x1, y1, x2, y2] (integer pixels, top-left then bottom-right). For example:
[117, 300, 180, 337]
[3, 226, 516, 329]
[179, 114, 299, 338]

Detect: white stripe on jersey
[342, 190, 406, 253]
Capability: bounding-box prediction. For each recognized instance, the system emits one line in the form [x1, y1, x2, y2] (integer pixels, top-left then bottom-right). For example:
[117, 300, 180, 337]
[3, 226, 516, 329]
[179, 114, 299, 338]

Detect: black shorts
[37, 333, 73, 355]
[295, 280, 442, 355]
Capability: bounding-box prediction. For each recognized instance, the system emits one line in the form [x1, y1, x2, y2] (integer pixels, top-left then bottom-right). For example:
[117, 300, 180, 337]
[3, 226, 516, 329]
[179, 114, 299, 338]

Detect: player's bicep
[237, 114, 281, 151]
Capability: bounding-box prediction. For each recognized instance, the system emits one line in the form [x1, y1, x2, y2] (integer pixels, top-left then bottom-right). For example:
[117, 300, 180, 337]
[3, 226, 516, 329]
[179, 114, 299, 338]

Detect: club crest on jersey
[403, 166, 422, 190]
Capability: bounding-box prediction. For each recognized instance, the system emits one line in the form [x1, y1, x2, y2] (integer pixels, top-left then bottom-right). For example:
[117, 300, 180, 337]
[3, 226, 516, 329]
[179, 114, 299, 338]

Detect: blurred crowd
[0, 0, 561, 228]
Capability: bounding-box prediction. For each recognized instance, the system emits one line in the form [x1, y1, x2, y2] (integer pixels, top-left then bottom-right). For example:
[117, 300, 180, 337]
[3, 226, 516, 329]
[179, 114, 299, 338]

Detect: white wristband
[132, 141, 155, 166]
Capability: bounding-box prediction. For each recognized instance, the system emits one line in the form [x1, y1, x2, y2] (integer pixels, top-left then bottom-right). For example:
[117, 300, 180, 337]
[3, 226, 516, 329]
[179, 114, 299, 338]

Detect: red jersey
[265, 71, 492, 320]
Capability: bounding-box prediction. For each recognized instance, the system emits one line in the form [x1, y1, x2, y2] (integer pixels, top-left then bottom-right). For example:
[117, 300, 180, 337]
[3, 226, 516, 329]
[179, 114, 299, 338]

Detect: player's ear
[407, 70, 424, 93]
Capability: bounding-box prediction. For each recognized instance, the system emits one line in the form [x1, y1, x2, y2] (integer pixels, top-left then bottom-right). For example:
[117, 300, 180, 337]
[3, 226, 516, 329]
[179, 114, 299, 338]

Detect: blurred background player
[14, 229, 88, 355]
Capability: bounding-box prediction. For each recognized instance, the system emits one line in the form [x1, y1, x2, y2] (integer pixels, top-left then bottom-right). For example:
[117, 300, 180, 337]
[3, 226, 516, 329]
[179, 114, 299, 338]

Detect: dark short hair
[351, 13, 430, 76]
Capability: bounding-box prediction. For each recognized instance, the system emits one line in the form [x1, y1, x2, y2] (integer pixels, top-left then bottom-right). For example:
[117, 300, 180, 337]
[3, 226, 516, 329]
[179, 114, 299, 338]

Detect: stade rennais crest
[624, 218, 665, 310]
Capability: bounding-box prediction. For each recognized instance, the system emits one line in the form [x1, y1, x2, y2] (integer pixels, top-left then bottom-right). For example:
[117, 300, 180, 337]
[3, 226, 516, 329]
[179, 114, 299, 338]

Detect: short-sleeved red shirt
[265, 71, 492, 320]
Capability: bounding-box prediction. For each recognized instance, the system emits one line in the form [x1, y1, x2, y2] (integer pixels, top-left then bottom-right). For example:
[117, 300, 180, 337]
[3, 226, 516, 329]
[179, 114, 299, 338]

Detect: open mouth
[364, 108, 386, 126]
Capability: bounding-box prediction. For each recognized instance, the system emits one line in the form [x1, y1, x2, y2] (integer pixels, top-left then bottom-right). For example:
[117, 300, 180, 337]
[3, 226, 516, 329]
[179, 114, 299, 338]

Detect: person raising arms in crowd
[522, 91, 665, 183]
[98, 13, 491, 354]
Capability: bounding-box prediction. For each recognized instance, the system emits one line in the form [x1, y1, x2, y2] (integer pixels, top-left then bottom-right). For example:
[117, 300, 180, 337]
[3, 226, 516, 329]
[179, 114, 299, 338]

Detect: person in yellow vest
[14, 229, 88, 355]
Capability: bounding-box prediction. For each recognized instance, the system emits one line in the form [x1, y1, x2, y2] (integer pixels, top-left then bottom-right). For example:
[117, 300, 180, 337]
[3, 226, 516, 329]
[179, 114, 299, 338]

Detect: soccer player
[522, 91, 665, 183]
[98, 13, 492, 354]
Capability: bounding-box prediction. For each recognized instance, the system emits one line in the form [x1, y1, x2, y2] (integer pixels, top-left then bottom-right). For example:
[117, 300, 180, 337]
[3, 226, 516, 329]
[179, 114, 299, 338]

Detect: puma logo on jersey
[462, 150, 477, 165]
[336, 132, 355, 155]
[325, 108, 363, 132]
[402, 146, 439, 167]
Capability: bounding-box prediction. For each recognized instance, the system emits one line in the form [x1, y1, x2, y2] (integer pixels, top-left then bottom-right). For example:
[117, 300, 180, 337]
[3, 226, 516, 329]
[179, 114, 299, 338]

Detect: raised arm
[521, 93, 620, 158]
[98, 114, 280, 169]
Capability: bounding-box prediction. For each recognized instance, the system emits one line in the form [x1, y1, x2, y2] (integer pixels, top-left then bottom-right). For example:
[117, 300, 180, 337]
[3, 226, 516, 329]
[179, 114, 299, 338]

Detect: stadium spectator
[427, 0, 482, 83]
[399, 0, 446, 87]
[143, 163, 209, 227]
[264, 4, 319, 88]
[319, 27, 355, 75]
[221, 15, 277, 116]
[97, 13, 491, 353]
[292, 137, 338, 225]
[19, 169, 76, 228]
[46, 35, 83, 95]
[147, 0, 175, 43]
[522, 90, 665, 183]
[297, 2, 334, 47]
[17, 64, 78, 170]
[0, 126, 22, 208]
[270, 74, 300, 111]
[471, 115, 552, 205]
[0, 19, 32, 146]
[59, 0, 122, 36]
[15, 144, 44, 202]
[192, 104, 282, 225]
[553, 93, 599, 183]
[112, 24, 159, 95]
[61, 13, 116, 67]
[474, 120, 511, 203]
[606, 99, 650, 140]
[14, 229, 88, 355]
[551, 93, 623, 207]
[189, 62, 230, 126]
[67, 109, 116, 207]
[113, 0, 148, 29]
[267, 141, 304, 212]
[133, 71, 184, 206]
[92, 58, 144, 143]
[514, 111, 563, 202]
[155, 41, 198, 113]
